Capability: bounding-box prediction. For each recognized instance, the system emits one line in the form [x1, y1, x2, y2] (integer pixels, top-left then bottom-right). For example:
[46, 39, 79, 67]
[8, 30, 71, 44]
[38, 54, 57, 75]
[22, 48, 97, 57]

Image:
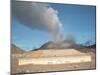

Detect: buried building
[18, 49, 92, 65]
[11, 47, 96, 74]
[11, 41, 95, 74]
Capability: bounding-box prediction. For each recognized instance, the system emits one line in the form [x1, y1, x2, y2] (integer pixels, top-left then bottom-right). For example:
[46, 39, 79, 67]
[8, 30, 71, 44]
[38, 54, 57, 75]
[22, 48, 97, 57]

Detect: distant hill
[32, 41, 96, 51]
[37, 41, 79, 50]
[87, 44, 96, 48]
[11, 44, 25, 54]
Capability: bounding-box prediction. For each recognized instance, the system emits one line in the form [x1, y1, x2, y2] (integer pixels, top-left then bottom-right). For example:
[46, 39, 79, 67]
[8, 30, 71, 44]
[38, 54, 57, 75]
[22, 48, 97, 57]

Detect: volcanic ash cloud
[12, 1, 64, 42]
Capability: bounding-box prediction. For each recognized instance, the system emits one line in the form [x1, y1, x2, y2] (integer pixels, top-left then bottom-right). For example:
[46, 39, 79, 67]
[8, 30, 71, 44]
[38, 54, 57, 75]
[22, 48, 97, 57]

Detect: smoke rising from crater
[12, 1, 64, 42]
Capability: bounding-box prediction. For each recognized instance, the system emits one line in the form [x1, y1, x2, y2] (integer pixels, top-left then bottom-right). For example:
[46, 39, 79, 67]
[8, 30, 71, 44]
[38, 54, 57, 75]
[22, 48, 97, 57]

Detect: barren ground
[11, 48, 96, 74]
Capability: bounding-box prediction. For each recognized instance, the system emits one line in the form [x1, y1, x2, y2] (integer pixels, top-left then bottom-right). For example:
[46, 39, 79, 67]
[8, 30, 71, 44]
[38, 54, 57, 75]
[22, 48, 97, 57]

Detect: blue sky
[12, 3, 96, 51]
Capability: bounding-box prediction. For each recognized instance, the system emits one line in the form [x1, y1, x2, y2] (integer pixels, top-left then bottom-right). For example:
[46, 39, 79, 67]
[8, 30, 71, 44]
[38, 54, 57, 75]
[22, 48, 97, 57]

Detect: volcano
[39, 40, 79, 50]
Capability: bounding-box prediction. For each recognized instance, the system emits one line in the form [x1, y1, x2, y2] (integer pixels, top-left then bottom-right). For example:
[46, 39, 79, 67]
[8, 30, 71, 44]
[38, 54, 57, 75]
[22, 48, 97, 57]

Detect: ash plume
[12, 1, 64, 42]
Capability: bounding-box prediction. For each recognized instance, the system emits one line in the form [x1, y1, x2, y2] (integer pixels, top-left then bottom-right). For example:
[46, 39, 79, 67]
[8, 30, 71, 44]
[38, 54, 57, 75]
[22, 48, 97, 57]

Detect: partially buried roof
[24, 49, 86, 58]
